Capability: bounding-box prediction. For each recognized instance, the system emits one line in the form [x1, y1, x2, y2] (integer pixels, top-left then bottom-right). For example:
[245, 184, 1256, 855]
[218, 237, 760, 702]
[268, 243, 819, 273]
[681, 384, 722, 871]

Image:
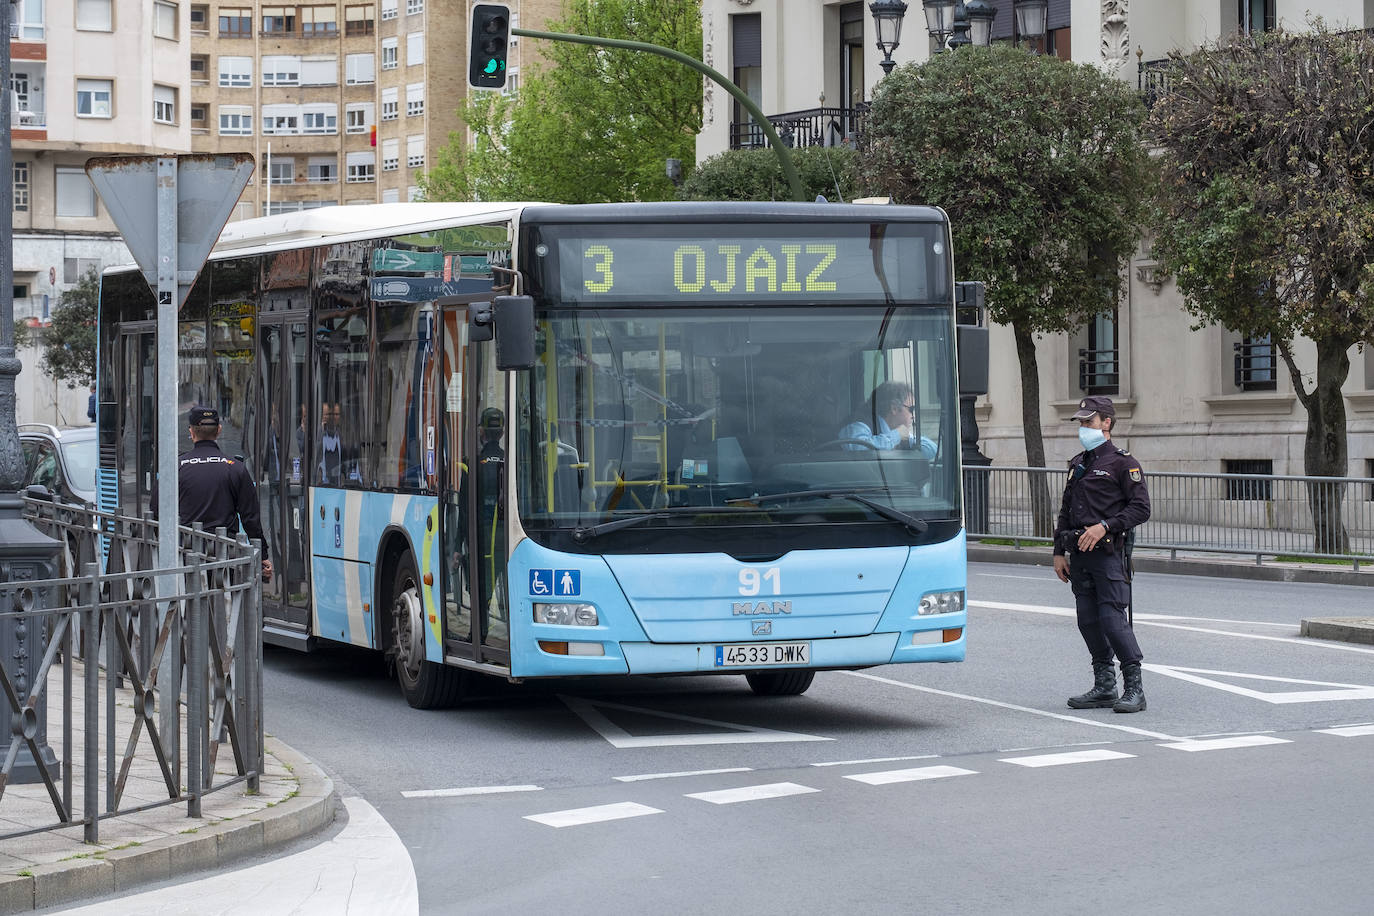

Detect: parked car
[19, 424, 98, 508]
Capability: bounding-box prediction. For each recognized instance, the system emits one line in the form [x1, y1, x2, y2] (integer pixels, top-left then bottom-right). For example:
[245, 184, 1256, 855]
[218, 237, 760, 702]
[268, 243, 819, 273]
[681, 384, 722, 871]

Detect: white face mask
[1078, 426, 1107, 451]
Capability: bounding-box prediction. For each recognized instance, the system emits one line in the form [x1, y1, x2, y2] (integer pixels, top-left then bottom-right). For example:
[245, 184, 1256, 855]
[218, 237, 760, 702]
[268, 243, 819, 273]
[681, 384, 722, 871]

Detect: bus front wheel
[744, 670, 815, 696]
[389, 553, 463, 709]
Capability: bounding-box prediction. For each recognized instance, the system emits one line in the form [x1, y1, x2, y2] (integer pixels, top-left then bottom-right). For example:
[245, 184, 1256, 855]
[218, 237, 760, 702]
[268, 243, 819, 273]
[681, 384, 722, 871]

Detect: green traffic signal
[468, 3, 511, 89]
[484, 59, 498, 75]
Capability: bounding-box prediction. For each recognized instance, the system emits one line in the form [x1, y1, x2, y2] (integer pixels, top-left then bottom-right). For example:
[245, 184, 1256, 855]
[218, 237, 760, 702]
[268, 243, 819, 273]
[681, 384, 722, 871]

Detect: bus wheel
[389, 553, 463, 709]
[744, 670, 815, 696]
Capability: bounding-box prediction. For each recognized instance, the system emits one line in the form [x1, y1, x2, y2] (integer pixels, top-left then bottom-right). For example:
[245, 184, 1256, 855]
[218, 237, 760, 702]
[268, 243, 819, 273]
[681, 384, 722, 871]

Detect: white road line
[1145, 664, 1374, 704]
[1315, 724, 1374, 737]
[685, 782, 820, 805]
[844, 765, 977, 785]
[1160, 735, 1293, 752]
[560, 695, 832, 748]
[524, 802, 664, 828]
[1000, 748, 1136, 768]
[842, 670, 1183, 741]
[810, 755, 939, 767]
[401, 785, 542, 798]
[614, 767, 753, 782]
[972, 600, 1374, 654]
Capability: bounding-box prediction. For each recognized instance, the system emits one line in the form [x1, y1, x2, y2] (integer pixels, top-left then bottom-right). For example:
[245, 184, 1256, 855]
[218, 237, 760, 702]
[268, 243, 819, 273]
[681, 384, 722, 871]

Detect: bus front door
[254, 317, 312, 636]
[114, 325, 156, 517]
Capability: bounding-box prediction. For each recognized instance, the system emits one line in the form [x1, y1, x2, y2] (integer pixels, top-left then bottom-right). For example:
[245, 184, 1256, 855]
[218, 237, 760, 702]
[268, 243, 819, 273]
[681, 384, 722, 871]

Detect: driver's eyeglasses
[902, 403, 916, 413]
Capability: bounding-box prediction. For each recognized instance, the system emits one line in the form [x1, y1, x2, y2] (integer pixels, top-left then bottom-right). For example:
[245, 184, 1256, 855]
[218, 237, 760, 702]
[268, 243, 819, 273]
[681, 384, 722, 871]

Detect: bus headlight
[918, 590, 965, 616]
[534, 603, 599, 626]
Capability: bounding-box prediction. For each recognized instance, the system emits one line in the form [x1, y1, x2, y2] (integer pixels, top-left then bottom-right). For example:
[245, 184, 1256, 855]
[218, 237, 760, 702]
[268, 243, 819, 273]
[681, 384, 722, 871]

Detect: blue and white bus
[97, 201, 968, 707]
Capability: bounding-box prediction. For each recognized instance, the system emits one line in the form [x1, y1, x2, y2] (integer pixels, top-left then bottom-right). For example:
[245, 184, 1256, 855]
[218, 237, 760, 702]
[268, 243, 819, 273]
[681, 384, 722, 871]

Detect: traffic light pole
[510, 28, 806, 203]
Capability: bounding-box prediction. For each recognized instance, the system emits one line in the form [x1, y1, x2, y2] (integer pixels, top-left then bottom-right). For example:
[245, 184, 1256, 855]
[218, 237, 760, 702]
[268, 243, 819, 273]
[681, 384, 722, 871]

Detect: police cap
[1070, 395, 1115, 420]
[479, 407, 504, 431]
[188, 405, 221, 427]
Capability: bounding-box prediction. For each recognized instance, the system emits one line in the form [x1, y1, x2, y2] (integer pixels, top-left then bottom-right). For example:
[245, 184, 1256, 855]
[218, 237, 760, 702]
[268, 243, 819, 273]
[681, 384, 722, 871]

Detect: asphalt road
[245, 560, 1374, 915]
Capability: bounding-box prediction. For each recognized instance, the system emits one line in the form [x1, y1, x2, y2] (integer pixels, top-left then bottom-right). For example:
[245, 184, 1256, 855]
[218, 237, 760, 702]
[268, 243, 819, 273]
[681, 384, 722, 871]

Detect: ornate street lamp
[921, 0, 956, 46]
[869, 0, 909, 75]
[946, 2, 972, 50]
[1013, 0, 1048, 51]
[964, 0, 997, 48]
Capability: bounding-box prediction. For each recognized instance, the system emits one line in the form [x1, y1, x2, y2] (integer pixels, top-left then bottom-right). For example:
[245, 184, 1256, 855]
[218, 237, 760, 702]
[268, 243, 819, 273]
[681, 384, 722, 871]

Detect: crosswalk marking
[524, 802, 664, 828]
[685, 782, 820, 805]
[1160, 735, 1292, 752]
[402, 785, 542, 798]
[844, 765, 977, 785]
[615, 767, 753, 782]
[999, 749, 1136, 768]
[1314, 724, 1374, 737]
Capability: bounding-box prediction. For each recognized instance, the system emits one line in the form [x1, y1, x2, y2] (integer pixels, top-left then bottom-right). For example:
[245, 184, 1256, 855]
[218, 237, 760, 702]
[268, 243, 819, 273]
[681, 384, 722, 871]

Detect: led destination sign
[538, 223, 947, 304]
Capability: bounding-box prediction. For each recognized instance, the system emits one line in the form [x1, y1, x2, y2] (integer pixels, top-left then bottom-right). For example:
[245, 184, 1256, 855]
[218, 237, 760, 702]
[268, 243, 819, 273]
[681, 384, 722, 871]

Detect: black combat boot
[1113, 663, 1146, 713]
[1067, 662, 1118, 709]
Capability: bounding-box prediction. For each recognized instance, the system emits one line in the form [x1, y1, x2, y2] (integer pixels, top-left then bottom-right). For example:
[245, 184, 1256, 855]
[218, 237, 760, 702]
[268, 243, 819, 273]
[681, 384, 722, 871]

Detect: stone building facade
[695, 0, 1374, 479]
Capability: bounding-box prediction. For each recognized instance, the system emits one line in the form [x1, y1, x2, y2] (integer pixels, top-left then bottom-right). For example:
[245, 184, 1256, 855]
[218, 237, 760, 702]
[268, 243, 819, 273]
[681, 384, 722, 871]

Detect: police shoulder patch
[1129, 468, 1142, 482]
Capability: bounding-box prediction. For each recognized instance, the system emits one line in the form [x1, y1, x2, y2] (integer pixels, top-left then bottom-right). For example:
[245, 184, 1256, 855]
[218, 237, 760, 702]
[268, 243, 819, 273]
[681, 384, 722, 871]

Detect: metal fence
[0, 495, 264, 843]
[965, 466, 1374, 567]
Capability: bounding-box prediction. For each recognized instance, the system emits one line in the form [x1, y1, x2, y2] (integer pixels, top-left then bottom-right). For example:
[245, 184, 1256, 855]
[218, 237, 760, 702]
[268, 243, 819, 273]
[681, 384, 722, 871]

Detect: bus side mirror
[468, 301, 494, 341]
[493, 295, 536, 370]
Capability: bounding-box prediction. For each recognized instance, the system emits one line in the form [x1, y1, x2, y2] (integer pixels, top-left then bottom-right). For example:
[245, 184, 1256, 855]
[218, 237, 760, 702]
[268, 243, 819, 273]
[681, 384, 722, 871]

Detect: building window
[219, 105, 254, 135]
[501, 70, 519, 97]
[407, 135, 424, 168]
[346, 152, 376, 183]
[1079, 310, 1119, 395]
[13, 162, 29, 212]
[382, 38, 398, 70]
[1234, 334, 1276, 392]
[345, 102, 374, 133]
[56, 167, 99, 218]
[262, 5, 296, 34]
[405, 83, 424, 117]
[219, 6, 251, 36]
[263, 105, 301, 135]
[190, 104, 208, 128]
[190, 4, 209, 32]
[302, 5, 337, 35]
[381, 188, 400, 203]
[302, 104, 338, 134]
[381, 88, 398, 121]
[308, 156, 337, 183]
[266, 157, 295, 185]
[345, 4, 374, 36]
[76, 0, 113, 31]
[405, 0, 422, 14]
[1239, 0, 1275, 34]
[301, 56, 337, 86]
[381, 138, 399, 171]
[17, 0, 46, 40]
[346, 54, 375, 85]
[730, 13, 763, 149]
[263, 55, 302, 87]
[407, 185, 421, 202]
[406, 31, 424, 66]
[219, 56, 253, 87]
[153, 85, 177, 124]
[153, 0, 177, 38]
[191, 54, 209, 83]
[380, 0, 397, 21]
[76, 79, 114, 118]
[64, 257, 101, 282]
[1224, 459, 1273, 501]
[1367, 460, 1374, 502]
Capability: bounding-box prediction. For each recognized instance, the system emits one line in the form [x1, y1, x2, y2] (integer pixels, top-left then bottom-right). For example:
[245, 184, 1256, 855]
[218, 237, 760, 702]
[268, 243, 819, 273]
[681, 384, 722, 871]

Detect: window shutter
[732, 14, 761, 69]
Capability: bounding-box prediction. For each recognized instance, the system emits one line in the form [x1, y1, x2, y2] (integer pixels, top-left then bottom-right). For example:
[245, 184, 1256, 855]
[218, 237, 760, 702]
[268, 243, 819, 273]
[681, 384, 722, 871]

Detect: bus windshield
[516, 306, 960, 551]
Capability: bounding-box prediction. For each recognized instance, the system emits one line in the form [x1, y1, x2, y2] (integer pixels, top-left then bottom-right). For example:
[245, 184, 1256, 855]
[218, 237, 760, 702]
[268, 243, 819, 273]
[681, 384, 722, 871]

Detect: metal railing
[729, 105, 869, 150]
[0, 496, 263, 843]
[1138, 55, 1176, 109]
[1234, 338, 1277, 391]
[1077, 347, 1119, 394]
[965, 466, 1374, 566]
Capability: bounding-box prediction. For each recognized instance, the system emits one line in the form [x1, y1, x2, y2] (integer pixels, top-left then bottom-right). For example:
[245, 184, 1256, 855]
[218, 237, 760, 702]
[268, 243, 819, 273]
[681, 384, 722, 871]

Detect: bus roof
[520, 201, 948, 225]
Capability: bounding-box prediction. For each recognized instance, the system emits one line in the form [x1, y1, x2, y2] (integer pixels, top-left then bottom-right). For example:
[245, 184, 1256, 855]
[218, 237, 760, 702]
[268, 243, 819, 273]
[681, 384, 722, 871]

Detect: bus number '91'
[584, 243, 838, 295]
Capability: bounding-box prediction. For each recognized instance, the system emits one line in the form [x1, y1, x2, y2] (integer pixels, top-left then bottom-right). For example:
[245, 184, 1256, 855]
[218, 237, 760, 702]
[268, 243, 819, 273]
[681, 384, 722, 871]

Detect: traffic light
[468, 3, 511, 90]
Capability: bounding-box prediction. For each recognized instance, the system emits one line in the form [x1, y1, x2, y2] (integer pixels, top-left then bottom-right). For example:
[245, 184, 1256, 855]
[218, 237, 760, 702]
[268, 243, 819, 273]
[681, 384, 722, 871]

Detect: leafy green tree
[680, 146, 860, 202]
[22, 267, 99, 388]
[859, 45, 1152, 534]
[422, 0, 702, 204]
[1148, 25, 1374, 554]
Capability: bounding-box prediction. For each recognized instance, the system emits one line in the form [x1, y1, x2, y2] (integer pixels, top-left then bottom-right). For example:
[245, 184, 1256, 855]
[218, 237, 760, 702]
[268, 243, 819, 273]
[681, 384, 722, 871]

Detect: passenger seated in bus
[839, 381, 937, 457]
[318, 401, 343, 484]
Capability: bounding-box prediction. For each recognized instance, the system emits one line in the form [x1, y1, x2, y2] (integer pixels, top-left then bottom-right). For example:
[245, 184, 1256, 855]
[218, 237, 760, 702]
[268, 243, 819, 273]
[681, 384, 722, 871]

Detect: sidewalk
[0, 666, 336, 914]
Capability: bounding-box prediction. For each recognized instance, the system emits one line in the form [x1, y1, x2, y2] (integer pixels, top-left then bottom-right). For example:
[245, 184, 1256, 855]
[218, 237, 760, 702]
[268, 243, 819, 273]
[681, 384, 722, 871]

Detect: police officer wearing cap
[1052, 395, 1150, 713]
[180, 406, 273, 581]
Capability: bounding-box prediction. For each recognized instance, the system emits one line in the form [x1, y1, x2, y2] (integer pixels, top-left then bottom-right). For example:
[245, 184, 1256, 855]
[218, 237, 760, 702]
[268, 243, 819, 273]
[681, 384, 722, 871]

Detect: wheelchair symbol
[529, 569, 553, 596]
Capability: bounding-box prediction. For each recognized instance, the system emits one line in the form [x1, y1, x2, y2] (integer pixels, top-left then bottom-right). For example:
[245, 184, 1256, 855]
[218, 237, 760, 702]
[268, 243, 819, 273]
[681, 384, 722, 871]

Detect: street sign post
[85, 154, 253, 764]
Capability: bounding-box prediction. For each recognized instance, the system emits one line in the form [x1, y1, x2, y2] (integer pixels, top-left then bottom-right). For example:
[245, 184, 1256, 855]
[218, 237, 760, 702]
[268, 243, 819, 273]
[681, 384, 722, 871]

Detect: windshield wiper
[727, 488, 929, 534]
[571, 506, 758, 542]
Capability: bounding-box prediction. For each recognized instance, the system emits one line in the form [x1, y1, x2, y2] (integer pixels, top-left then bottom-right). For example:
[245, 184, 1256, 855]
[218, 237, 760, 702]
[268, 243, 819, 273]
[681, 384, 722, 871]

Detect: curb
[1300, 617, 1374, 646]
[0, 737, 337, 915]
[968, 544, 1374, 588]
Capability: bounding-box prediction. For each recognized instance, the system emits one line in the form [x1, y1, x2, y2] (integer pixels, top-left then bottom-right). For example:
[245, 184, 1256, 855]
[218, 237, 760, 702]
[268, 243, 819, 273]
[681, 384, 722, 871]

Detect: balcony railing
[1137, 55, 1176, 109]
[1078, 347, 1119, 394]
[10, 107, 46, 128]
[729, 105, 869, 151]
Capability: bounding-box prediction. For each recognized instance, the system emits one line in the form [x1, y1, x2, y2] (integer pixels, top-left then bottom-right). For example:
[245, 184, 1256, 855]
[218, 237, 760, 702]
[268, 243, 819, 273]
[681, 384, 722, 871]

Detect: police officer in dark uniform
[179, 406, 273, 581]
[1052, 395, 1149, 713]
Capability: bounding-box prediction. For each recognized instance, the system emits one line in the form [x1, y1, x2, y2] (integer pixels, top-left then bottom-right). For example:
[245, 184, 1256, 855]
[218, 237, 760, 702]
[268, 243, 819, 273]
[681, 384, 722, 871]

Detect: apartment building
[188, 0, 562, 218]
[696, 0, 1374, 478]
[9, 0, 192, 423]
